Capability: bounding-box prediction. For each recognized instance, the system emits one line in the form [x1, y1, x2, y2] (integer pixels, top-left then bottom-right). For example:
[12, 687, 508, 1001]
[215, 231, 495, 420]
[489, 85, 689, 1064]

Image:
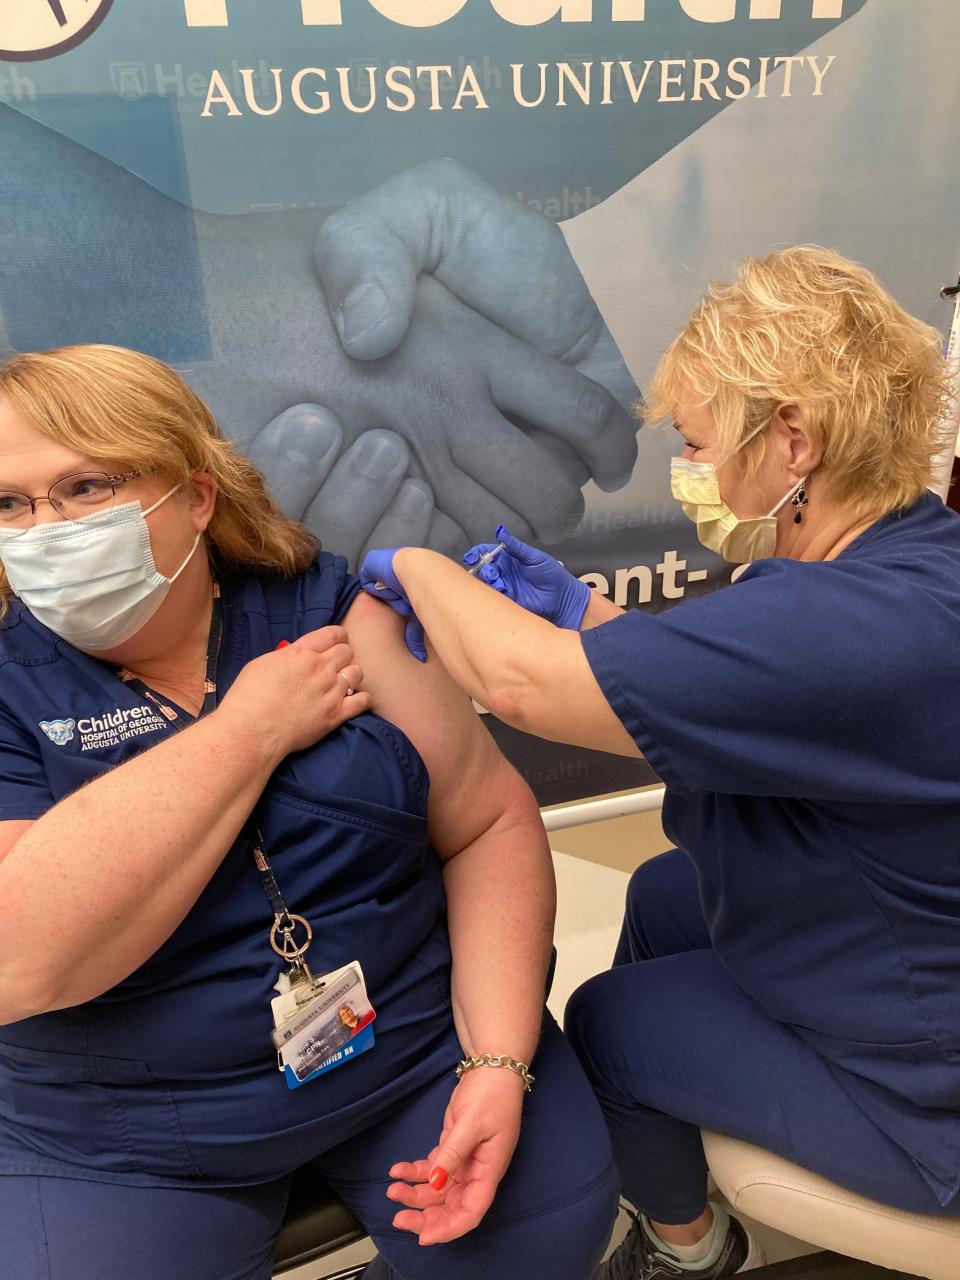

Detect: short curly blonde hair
[0, 345, 318, 615]
[647, 246, 953, 515]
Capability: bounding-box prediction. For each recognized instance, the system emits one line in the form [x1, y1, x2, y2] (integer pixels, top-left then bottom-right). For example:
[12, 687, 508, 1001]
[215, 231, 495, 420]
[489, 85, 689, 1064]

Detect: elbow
[484, 666, 541, 736]
[484, 684, 518, 727]
[0, 962, 64, 1025]
[480, 621, 567, 735]
[0, 985, 49, 1026]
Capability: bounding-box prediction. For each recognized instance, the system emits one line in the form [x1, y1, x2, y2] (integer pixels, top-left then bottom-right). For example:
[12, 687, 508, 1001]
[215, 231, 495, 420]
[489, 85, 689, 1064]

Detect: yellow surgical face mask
[670, 457, 807, 564]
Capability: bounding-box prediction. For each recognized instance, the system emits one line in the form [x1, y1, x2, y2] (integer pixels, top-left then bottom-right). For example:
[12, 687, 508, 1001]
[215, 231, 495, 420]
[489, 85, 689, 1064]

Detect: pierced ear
[773, 403, 822, 474]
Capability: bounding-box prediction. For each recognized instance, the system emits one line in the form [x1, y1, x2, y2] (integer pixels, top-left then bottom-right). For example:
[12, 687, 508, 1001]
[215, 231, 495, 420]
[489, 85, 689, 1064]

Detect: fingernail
[577, 382, 614, 434]
[428, 1167, 448, 1191]
[275, 640, 290, 649]
[275, 405, 341, 461]
[393, 478, 432, 518]
[340, 283, 389, 347]
[353, 430, 407, 480]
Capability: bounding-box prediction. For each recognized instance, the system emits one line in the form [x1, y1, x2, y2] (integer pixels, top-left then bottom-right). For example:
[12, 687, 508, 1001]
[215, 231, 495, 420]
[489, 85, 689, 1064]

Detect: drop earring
[791, 485, 808, 524]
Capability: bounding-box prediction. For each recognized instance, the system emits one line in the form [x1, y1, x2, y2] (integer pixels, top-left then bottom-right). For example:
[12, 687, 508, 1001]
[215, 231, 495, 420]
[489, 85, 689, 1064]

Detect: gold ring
[338, 671, 355, 695]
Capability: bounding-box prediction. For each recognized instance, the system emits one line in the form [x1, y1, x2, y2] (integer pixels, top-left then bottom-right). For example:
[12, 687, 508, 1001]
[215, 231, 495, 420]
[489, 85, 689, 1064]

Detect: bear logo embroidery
[39, 718, 76, 746]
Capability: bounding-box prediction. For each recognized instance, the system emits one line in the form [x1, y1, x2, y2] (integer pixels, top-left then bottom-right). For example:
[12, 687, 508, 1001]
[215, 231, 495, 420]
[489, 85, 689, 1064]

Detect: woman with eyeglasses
[0, 345, 617, 1280]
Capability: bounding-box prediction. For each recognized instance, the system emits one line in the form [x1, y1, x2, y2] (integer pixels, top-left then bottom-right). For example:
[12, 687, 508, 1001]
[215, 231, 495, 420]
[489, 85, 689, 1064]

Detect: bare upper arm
[489, 624, 641, 758]
[0, 820, 33, 869]
[342, 593, 541, 859]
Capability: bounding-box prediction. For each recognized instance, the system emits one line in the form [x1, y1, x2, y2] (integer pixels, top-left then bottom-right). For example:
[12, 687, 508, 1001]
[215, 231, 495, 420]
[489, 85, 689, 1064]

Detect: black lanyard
[114, 586, 315, 982]
[115, 582, 223, 725]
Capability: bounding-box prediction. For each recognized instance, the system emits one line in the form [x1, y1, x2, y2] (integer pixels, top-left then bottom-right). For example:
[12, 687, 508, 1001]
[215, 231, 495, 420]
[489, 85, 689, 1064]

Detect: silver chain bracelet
[455, 1053, 535, 1093]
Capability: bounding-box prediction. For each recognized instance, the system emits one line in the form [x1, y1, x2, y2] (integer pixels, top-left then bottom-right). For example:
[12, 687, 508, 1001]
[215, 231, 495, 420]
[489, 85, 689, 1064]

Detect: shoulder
[0, 605, 62, 760]
[340, 591, 449, 718]
[225, 551, 361, 634]
[341, 592, 538, 854]
[594, 497, 960, 678]
[0, 599, 59, 667]
[826, 493, 960, 568]
[585, 549, 893, 692]
[340, 588, 407, 647]
[737, 497, 960, 618]
[339, 592, 458, 740]
[589, 559, 804, 654]
[302, 551, 361, 623]
[341, 592, 506, 766]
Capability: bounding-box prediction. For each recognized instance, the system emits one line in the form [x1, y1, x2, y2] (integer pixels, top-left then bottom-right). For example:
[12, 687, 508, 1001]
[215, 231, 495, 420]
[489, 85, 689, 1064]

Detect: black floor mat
[752, 1252, 920, 1280]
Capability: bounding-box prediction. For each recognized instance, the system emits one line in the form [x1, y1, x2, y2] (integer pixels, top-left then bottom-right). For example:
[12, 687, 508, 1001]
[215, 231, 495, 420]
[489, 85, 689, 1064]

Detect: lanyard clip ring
[269, 913, 313, 963]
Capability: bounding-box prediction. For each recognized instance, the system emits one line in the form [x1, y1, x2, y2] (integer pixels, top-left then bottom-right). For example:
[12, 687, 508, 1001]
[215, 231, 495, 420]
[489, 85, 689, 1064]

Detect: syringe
[466, 541, 507, 577]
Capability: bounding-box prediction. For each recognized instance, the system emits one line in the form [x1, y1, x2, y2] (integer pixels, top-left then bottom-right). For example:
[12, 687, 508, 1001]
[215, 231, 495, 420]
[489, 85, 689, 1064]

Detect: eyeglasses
[0, 471, 141, 529]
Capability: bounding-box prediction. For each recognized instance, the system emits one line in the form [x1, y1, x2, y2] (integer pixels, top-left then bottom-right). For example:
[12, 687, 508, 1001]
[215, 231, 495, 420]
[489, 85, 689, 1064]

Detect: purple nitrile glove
[359, 548, 427, 663]
[462, 524, 590, 630]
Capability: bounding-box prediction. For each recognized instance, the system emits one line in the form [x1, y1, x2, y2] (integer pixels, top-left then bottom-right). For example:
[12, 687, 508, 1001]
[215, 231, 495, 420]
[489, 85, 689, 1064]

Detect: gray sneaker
[595, 1207, 763, 1280]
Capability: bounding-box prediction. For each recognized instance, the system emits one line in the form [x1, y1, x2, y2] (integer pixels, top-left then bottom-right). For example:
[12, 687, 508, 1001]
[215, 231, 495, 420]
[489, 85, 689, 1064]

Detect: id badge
[270, 961, 376, 1090]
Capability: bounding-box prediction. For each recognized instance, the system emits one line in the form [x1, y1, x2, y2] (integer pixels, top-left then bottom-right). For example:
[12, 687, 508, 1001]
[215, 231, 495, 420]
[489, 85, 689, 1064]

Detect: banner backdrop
[2, 0, 958, 804]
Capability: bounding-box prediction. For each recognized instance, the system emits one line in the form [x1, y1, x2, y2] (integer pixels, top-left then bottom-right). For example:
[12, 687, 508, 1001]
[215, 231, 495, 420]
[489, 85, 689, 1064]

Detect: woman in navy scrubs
[0, 345, 618, 1280]
[362, 248, 960, 1280]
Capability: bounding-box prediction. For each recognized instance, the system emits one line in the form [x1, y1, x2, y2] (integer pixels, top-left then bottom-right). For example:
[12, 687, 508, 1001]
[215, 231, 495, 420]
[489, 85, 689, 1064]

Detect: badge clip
[270, 912, 320, 998]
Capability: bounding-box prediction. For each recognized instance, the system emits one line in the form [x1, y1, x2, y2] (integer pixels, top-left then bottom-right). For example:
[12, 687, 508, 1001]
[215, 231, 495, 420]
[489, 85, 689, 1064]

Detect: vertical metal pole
[931, 277, 960, 500]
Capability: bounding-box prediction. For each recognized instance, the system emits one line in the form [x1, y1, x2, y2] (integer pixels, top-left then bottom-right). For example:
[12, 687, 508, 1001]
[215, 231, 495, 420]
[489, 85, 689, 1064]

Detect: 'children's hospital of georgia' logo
[40, 718, 77, 747]
[0, 0, 115, 63]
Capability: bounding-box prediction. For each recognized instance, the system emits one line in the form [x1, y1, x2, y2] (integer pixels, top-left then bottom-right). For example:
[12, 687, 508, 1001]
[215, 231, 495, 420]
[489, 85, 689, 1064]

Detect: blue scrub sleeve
[0, 705, 54, 821]
[331, 569, 362, 625]
[580, 559, 956, 803]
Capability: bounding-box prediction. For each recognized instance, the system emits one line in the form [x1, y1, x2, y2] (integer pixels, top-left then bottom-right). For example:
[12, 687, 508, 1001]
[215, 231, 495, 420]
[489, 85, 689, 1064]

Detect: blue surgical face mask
[0, 485, 201, 650]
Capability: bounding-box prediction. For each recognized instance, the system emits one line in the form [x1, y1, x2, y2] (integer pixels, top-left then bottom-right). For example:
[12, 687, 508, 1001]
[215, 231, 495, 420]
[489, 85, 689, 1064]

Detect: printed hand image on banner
[1, 0, 957, 800]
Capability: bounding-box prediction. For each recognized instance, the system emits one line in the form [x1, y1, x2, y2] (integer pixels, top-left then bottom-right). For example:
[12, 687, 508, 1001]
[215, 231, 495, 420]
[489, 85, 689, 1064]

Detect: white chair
[702, 1131, 960, 1280]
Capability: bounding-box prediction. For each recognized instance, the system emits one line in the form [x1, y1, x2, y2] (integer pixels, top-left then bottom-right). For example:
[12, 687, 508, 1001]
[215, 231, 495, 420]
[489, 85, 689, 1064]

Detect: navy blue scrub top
[583, 494, 960, 1205]
[0, 553, 459, 1189]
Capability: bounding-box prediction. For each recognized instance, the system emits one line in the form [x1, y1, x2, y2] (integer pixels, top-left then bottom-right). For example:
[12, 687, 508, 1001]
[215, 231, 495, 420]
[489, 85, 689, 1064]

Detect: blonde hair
[647, 246, 953, 515]
[0, 345, 317, 611]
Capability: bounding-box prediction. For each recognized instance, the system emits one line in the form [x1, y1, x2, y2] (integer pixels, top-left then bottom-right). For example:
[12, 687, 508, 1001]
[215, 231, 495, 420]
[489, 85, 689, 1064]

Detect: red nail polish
[275, 640, 290, 649]
[429, 1167, 448, 1191]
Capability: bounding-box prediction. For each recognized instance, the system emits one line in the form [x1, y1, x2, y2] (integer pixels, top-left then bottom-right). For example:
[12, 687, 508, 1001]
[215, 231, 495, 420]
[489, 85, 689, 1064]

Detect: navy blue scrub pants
[1, 1018, 617, 1280]
[564, 850, 960, 1225]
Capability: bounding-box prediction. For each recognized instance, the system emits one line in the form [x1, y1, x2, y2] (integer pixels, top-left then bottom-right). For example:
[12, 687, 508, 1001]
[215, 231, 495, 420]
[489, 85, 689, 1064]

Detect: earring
[791, 486, 808, 524]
